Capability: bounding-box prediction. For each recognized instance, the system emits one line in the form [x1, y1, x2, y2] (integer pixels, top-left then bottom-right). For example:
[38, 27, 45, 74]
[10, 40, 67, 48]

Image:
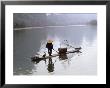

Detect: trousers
[48, 49, 52, 56]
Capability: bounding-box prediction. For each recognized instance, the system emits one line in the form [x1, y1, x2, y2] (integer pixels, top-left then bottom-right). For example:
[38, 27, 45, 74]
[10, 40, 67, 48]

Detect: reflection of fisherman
[46, 40, 53, 56]
[47, 57, 54, 72]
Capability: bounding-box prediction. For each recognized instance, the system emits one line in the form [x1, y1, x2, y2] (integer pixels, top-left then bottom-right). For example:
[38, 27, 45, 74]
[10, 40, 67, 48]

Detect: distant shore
[14, 24, 90, 31]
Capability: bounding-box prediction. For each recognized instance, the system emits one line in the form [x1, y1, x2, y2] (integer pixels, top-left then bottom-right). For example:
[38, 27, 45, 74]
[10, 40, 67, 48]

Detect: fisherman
[46, 40, 53, 56]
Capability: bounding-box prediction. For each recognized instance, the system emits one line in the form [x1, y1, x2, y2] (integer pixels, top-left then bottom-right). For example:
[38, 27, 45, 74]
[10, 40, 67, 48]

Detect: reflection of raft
[31, 47, 82, 62]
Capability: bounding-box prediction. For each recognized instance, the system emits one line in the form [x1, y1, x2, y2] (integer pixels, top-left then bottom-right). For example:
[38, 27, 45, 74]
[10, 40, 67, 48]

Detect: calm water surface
[14, 25, 97, 75]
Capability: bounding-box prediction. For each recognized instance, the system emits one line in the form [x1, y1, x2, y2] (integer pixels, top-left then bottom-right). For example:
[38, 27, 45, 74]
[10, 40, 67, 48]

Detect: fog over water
[13, 13, 97, 75]
[14, 13, 97, 28]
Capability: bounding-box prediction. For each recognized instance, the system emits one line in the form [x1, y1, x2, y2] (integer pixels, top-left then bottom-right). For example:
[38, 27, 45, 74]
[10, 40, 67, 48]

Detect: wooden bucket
[58, 48, 67, 54]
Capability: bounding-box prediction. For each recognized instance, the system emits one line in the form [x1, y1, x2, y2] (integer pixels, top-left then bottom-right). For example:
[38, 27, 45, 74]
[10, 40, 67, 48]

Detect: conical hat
[47, 40, 53, 43]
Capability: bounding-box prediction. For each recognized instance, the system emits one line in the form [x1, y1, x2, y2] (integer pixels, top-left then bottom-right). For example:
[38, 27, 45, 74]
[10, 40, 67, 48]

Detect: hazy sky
[14, 13, 97, 28]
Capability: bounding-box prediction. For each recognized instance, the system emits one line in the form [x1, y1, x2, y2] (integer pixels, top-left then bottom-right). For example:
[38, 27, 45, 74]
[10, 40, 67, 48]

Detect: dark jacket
[46, 43, 53, 50]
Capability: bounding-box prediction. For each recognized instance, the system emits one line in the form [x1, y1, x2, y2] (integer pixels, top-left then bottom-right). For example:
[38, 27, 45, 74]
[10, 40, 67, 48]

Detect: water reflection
[31, 47, 82, 74]
[47, 57, 54, 73]
[14, 25, 97, 75]
[59, 54, 68, 60]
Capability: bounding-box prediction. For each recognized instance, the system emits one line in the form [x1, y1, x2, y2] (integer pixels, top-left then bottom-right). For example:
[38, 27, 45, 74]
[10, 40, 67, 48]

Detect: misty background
[13, 13, 97, 28]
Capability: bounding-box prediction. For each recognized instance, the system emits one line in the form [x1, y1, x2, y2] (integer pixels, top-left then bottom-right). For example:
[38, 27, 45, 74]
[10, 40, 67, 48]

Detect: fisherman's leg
[49, 49, 52, 56]
[50, 49, 52, 55]
[48, 49, 50, 54]
[48, 49, 51, 56]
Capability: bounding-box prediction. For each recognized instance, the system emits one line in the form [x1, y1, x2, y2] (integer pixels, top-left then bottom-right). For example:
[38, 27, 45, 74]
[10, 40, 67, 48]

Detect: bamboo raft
[31, 47, 82, 62]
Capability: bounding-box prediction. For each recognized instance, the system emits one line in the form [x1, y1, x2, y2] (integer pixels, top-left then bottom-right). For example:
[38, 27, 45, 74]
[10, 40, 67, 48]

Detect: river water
[14, 25, 97, 75]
